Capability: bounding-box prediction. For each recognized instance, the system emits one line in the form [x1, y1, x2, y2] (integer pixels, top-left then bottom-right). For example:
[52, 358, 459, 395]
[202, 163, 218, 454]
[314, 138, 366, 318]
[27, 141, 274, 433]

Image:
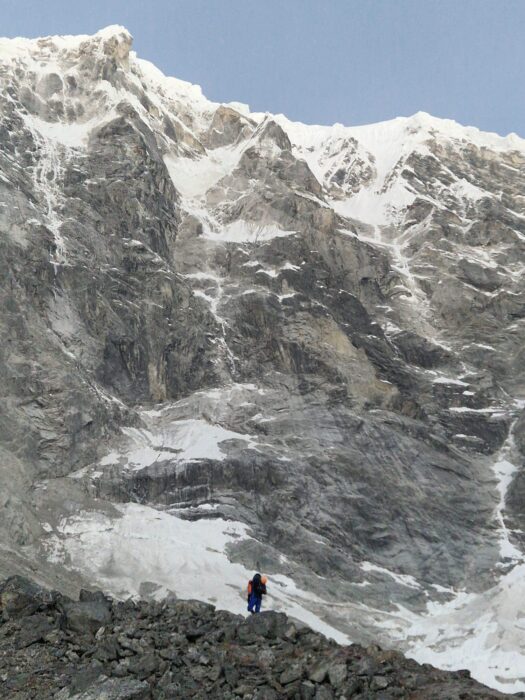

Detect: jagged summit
[0, 24, 132, 54]
[1, 25, 523, 153]
[0, 27, 525, 693]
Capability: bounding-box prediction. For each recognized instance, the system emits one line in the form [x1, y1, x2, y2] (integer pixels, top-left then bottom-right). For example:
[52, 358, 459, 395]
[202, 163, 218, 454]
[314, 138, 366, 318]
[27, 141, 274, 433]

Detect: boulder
[94, 635, 120, 662]
[253, 687, 279, 700]
[327, 661, 347, 688]
[308, 658, 331, 683]
[243, 610, 289, 640]
[0, 576, 54, 620]
[61, 600, 112, 635]
[57, 676, 150, 699]
[128, 652, 159, 680]
[16, 613, 56, 648]
[314, 685, 334, 699]
[457, 258, 502, 292]
[280, 663, 304, 685]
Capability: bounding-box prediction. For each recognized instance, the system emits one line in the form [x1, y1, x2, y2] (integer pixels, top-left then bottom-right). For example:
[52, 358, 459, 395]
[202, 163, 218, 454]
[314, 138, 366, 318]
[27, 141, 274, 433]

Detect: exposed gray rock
[61, 600, 112, 636]
[0, 575, 54, 620]
[327, 661, 347, 687]
[16, 612, 56, 648]
[0, 25, 524, 692]
[280, 663, 304, 684]
[57, 676, 150, 699]
[0, 578, 513, 699]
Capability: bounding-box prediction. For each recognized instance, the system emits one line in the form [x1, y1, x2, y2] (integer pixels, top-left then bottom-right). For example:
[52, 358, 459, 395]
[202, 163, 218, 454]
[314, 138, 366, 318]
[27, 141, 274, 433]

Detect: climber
[247, 573, 267, 614]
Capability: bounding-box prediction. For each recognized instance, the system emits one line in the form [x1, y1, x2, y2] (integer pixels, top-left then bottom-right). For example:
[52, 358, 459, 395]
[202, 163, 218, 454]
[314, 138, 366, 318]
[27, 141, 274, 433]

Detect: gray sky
[2, 0, 524, 137]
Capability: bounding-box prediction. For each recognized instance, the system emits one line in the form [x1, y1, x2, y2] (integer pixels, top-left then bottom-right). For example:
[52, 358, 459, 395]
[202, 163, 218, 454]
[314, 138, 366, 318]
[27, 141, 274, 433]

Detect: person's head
[261, 575, 268, 584]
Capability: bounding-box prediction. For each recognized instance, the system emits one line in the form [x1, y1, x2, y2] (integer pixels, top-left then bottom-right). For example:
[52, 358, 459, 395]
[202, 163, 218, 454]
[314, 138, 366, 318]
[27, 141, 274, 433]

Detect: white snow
[393, 409, 525, 693]
[448, 406, 500, 413]
[491, 417, 523, 561]
[98, 383, 273, 472]
[465, 342, 496, 350]
[332, 180, 417, 226]
[0, 25, 131, 62]
[278, 115, 430, 227]
[52, 506, 254, 606]
[449, 178, 488, 202]
[399, 563, 525, 693]
[360, 562, 422, 590]
[494, 455, 521, 561]
[164, 143, 245, 198]
[100, 419, 258, 471]
[206, 220, 296, 243]
[133, 55, 250, 136]
[134, 58, 211, 115]
[256, 268, 279, 278]
[270, 110, 525, 230]
[51, 504, 523, 696]
[432, 377, 469, 386]
[274, 110, 525, 170]
[24, 112, 117, 149]
[23, 118, 67, 267]
[183, 271, 222, 281]
[47, 503, 349, 643]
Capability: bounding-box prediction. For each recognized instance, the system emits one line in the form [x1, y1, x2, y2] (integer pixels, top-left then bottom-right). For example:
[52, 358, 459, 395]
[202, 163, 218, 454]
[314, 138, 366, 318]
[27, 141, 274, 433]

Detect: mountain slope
[1, 26, 525, 693]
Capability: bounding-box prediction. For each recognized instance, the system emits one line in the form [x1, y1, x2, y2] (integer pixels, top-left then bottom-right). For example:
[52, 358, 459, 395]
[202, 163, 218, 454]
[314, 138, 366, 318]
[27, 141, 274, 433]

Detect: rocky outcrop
[0, 576, 515, 699]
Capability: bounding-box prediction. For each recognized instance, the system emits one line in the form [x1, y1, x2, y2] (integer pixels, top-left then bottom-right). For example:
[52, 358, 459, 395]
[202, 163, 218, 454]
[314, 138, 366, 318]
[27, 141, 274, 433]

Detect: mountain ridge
[2, 25, 524, 147]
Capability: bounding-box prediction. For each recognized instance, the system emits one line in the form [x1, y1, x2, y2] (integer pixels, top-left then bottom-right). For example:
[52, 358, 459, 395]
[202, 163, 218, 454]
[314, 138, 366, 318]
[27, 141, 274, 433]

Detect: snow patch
[361, 562, 422, 590]
[48, 503, 349, 643]
[0, 25, 131, 62]
[432, 377, 469, 386]
[401, 563, 525, 694]
[24, 113, 112, 149]
[164, 143, 244, 198]
[333, 181, 417, 226]
[207, 220, 296, 243]
[449, 178, 488, 202]
[101, 419, 258, 471]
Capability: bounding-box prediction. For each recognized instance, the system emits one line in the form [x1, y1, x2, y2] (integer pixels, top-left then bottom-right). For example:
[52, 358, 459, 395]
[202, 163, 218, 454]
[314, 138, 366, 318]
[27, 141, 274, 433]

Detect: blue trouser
[247, 592, 262, 613]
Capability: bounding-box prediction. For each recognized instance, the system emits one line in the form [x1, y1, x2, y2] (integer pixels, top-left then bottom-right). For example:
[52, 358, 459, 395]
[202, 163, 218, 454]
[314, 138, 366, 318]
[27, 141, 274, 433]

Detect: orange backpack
[247, 580, 253, 595]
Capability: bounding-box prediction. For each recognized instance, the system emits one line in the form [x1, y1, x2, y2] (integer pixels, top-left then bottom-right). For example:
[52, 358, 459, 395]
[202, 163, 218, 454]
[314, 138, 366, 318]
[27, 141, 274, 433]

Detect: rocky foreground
[0, 576, 517, 699]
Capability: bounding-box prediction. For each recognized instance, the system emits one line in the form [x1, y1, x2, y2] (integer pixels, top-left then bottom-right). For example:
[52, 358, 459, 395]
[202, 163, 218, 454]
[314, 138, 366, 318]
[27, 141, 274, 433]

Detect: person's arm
[261, 583, 267, 595]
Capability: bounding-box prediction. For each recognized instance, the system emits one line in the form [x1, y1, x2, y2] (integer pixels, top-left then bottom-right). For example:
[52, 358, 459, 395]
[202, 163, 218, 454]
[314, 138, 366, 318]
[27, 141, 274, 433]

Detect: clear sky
[2, 0, 524, 137]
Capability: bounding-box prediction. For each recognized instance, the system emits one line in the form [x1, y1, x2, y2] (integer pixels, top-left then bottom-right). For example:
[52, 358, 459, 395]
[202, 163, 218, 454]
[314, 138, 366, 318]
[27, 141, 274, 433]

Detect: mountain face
[0, 25, 524, 693]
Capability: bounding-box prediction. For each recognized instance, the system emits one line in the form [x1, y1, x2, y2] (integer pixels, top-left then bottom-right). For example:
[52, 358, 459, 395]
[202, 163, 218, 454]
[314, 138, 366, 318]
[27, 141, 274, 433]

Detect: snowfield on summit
[1, 24, 525, 695]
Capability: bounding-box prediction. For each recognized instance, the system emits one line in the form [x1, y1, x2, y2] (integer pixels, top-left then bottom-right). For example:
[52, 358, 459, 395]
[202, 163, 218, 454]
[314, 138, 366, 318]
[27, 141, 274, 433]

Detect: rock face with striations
[0, 26, 525, 693]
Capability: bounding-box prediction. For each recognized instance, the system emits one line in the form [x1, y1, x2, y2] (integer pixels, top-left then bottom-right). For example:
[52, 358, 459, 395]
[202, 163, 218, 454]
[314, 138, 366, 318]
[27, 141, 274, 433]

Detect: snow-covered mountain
[1, 26, 525, 693]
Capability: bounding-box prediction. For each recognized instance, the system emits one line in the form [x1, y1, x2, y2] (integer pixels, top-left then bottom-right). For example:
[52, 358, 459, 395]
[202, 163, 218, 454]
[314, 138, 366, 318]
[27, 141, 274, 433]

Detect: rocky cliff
[1, 26, 525, 692]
